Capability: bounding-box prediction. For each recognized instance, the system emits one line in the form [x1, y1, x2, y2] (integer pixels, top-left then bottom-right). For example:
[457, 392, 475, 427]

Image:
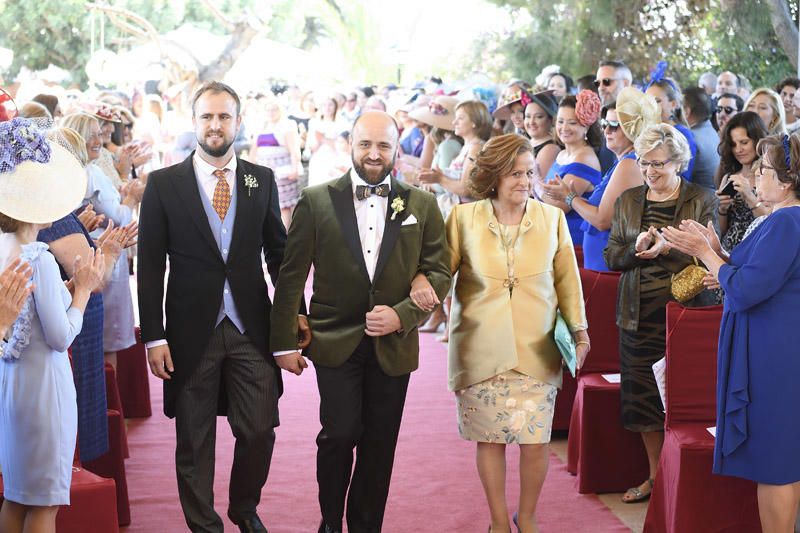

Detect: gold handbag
[671, 257, 708, 303]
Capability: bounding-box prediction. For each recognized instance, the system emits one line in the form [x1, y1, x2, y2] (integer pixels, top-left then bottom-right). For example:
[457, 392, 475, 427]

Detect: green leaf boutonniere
[244, 174, 259, 197]
[390, 196, 405, 220]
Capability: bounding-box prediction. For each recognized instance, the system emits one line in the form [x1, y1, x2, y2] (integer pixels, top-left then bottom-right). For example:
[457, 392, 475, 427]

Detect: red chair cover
[84, 409, 131, 526]
[116, 327, 152, 418]
[1, 468, 119, 533]
[644, 303, 761, 533]
[566, 374, 649, 492]
[104, 362, 129, 458]
[578, 269, 621, 374]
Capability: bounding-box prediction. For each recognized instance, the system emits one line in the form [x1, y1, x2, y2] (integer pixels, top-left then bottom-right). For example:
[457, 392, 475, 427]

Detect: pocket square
[401, 214, 418, 226]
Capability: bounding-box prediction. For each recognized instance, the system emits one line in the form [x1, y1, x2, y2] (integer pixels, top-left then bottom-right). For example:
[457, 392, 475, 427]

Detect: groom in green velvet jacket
[270, 111, 451, 533]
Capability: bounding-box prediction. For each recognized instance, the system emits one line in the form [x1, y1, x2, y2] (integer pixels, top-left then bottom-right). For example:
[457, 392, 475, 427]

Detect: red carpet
[121, 333, 627, 532]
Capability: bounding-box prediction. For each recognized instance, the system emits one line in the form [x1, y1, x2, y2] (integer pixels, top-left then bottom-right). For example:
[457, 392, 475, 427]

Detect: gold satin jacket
[446, 199, 587, 392]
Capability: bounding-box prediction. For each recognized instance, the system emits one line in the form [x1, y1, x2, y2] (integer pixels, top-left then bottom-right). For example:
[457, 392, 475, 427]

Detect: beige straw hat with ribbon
[616, 87, 661, 142]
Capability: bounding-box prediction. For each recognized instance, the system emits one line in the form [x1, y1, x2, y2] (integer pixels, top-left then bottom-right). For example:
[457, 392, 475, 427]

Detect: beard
[198, 132, 234, 158]
[352, 154, 396, 185]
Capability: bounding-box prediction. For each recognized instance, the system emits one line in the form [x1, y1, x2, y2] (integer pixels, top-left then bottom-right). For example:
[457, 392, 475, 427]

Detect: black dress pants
[314, 335, 410, 533]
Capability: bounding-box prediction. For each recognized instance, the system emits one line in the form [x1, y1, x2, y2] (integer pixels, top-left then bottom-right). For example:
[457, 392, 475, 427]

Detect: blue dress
[0, 243, 83, 505]
[713, 207, 800, 484]
[674, 124, 697, 182]
[580, 152, 637, 271]
[39, 214, 109, 462]
[545, 161, 602, 247]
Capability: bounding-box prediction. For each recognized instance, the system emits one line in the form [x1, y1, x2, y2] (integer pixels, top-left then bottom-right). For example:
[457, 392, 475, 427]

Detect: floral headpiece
[0, 117, 52, 174]
[428, 101, 451, 117]
[783, 134, 792, 168]
[575, 90, 601, 127]
[645, 61, 679, 93]
[93, 104, 122, 123]
[499, 88, 532, 109]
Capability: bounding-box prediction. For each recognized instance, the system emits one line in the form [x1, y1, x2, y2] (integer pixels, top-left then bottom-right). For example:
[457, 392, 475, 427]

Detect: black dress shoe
[317, 520, 342, 533]
[233, 513, 268, 533]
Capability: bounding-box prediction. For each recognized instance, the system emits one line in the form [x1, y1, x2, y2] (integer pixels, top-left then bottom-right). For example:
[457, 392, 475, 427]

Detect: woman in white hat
[0, 117, 106, 533]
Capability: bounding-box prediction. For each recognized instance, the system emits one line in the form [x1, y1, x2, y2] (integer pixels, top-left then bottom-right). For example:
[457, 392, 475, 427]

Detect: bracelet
[565, 192, 577, 208]
[717, 208, 728, 216]
[575, 340, 590, 348]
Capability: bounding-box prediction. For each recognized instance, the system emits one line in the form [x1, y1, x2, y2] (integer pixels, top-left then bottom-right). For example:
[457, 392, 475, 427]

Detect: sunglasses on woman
[716, 106, 736, 115]
[593, 78, 620, 88]
[600, 118, 620, 131]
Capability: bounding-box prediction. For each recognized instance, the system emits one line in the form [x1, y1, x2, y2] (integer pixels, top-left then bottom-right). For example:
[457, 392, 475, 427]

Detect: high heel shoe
[512, 512, 520, 532]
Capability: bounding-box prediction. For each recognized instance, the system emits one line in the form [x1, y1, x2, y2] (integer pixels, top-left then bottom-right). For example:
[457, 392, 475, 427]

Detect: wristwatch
[565, 192, 577, 208]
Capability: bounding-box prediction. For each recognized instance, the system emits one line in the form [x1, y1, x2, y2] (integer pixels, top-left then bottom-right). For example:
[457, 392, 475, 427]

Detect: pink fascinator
[575, 90, 601, 127]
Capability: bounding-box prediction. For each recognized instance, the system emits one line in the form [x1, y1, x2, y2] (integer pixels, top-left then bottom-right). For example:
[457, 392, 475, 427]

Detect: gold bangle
[575, 340, 590, 348]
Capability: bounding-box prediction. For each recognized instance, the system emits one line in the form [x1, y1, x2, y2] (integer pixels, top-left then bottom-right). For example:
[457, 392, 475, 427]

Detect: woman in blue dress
[541, 88, 657, 270]
[663, 134, 800, 531]
[0, 119, 107, 533]
[644, 64, 698, 182]
[537, 91, 603, 247]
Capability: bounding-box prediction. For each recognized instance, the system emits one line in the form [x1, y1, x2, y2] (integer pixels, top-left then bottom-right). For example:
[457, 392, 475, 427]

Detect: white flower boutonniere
[244, 174, 259, 197]
[390, 197, 405, 220]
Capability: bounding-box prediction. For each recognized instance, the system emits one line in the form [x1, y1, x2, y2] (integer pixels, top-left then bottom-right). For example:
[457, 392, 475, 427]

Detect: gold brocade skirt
[455, 370, 557, 444]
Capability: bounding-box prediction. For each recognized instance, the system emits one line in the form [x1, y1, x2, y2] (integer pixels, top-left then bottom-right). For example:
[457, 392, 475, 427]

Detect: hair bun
[575, 90, 601, 127]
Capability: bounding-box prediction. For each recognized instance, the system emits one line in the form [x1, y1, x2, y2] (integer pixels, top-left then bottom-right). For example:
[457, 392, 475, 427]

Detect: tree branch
[198, 20, 259, 81]
[199, 0, 236, 31]
[763, 0, 798, 70]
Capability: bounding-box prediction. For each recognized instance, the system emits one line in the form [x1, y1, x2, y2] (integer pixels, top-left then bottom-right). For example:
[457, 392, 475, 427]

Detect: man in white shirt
[270, 111, 451, 533]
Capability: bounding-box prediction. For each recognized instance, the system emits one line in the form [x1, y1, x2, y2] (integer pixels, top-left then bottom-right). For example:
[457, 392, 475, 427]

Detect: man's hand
[297, 314, 312, 349]
[275, 351, 308, 375]
[365, 305, 402, 337]
[147, 344, 174, 380]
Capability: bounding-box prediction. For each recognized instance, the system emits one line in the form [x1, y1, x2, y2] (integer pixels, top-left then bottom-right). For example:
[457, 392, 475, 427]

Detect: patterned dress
[38, 214, 109, 461]
[253, 120, 300, 209]
[720, 191, 755, 253]
[619, 199, 677, 432]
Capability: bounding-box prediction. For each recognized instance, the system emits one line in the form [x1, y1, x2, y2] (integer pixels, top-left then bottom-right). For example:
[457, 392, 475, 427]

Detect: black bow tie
[355, 184, 390, 201]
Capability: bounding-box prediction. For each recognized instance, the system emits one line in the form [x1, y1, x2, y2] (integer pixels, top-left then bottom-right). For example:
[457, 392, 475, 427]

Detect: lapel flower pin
[243, 174, 258, 196]
[390, 196, 405, 220]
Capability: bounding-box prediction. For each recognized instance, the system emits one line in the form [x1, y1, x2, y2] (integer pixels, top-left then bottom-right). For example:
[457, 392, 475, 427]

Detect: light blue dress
[0, 243, 83, 505]
[545, 161, 602, 247]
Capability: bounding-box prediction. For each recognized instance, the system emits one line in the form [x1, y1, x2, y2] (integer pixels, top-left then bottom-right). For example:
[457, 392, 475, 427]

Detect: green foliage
[477, 0, 795, 91]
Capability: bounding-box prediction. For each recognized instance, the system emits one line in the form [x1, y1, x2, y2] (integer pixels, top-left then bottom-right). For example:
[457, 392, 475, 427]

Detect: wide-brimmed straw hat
[409, 96, 459, 131]
[0, 118, 87, 224]
[615, 87, 661, 142]
[493, 86, 533, 120]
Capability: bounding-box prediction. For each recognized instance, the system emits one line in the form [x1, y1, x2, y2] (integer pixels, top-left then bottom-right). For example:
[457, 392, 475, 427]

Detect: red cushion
[115, 327, 152, 418]
[664, 303, 723, 427]
[579, 269, 621, 374]
[566, 373, 649, 493]
[644, 424, 761, 533]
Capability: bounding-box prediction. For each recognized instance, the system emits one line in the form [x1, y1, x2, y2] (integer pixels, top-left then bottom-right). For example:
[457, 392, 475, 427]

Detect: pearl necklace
[647, 178, 681, 202]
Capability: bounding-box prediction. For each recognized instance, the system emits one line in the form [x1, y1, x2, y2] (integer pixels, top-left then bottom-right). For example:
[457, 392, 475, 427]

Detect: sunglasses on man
[593, 78, 621, 88]
[716, 106, 737, 115]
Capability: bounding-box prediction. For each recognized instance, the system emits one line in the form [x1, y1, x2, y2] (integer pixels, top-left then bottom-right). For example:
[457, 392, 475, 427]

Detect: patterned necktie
[355, 183, 390, 201]
[212, 169, 231, 220]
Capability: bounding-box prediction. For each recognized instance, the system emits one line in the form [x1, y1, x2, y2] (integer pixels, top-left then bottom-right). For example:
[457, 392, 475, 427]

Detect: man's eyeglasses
[594, 78, 620, 88]
[716, 106, 736, 115]
[600, 118, 620, 131]
[637, 158, 671, 170]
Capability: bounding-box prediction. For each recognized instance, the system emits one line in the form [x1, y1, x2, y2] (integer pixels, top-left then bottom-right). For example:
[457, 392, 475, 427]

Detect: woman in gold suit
[414, 133, 589, 533]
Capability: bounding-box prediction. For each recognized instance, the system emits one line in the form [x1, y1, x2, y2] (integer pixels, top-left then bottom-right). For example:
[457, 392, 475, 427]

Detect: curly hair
[469, 134, 533, 199]
[757, 134, 800, 199]
[634, 123, 691, 172]
[716, 111, 768, 182]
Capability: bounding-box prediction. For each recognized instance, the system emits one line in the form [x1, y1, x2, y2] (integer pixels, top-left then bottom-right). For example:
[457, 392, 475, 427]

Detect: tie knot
[213, 169, 227, 180]
[355, 183, 390, 201]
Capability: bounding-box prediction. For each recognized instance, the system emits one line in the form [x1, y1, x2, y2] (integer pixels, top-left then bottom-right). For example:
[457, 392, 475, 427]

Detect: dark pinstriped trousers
[174, 318, 279, 533]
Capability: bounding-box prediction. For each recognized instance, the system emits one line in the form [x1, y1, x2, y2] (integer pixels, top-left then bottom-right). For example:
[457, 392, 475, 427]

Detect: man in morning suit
[137, 81, 309, 533]
[270, 111, 452, 533]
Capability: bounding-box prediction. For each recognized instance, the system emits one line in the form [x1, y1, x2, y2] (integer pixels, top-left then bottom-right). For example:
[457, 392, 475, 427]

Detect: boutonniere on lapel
[390, 196, 405, 220]
[244, 174, 258, 196]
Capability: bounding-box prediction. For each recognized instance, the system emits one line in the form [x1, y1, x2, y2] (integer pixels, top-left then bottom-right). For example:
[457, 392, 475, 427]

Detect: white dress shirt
[145, 152, 238, 351]
[351, 169, 391, 281]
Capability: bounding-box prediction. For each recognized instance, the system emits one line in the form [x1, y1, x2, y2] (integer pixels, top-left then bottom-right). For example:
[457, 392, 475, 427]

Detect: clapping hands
[635, 226, 670, 259]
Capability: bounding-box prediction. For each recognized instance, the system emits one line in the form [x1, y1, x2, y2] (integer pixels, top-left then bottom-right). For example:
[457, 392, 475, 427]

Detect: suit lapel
[227, 160, 249, 263]
[373, 177, 410, 284]
[170, 153, 223, 262]
[329, 172, 371, 282]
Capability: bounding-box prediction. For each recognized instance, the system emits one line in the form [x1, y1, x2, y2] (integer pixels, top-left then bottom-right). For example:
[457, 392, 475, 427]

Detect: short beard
[198, 137, 234, 158]
[352, 155, 396, 185]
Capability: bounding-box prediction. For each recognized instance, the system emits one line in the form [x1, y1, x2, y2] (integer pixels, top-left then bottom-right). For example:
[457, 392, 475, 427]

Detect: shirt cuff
[145, 339, 168, 350]
[273, 350, 298, 357]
